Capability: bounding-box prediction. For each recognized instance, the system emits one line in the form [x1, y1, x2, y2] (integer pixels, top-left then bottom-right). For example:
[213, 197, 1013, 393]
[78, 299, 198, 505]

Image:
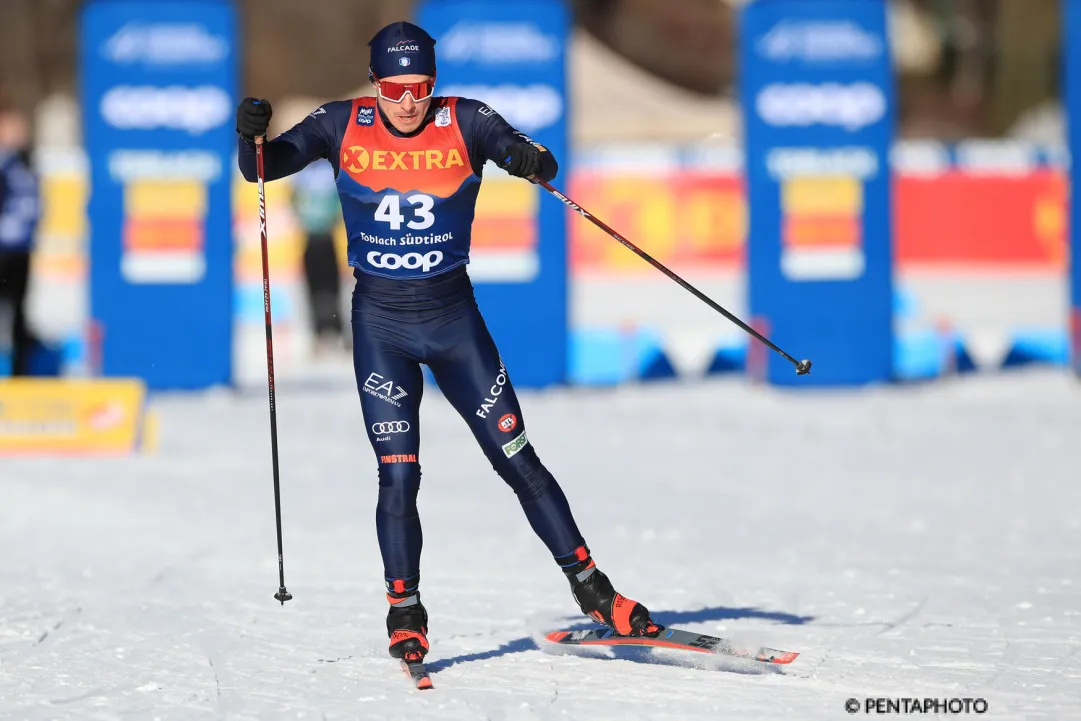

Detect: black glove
[236, 97, 273, 140]
[500, 142, 543, 179]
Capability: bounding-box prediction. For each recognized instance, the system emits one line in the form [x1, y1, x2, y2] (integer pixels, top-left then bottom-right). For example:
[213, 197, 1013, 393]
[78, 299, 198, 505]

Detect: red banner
[569, 170, 1068, 273]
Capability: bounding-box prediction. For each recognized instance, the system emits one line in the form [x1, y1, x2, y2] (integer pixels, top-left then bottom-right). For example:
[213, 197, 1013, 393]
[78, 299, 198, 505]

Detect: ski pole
[255, 132, 293, 605]
[535, 179, 812, 376]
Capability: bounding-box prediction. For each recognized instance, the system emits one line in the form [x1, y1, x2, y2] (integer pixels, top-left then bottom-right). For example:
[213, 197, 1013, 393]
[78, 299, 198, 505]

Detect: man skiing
[236, 20, 659, 665]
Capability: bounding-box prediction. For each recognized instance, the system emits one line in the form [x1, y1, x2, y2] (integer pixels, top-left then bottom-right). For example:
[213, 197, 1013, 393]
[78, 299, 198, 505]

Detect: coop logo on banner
[102, 22, 229, 66]
[439, 21, 560, 64]
[757, 20, 883, 63]
[757, 83, 886, 131]
[101, 85, 232, 135]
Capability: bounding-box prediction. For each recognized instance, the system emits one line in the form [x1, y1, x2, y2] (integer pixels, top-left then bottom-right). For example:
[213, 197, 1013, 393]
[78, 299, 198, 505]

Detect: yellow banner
[0, 379, 151, 455]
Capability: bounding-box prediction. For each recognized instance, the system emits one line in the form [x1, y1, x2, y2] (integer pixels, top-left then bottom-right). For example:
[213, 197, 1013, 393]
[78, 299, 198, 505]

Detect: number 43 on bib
[375, 194, 435, 230]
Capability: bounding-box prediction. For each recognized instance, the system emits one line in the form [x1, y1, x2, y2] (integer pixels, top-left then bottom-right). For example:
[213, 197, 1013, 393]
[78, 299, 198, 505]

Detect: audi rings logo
[372, 421, 411, 435]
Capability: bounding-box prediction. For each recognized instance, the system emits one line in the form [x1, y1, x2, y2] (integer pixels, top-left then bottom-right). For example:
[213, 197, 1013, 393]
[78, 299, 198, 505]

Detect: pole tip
[275, 588, 293, 605]
[795, 359, 812, 375]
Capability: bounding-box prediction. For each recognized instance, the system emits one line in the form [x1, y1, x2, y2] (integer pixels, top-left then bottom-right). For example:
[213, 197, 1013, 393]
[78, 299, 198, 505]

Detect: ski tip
[771, 651, 800, 664]
[545, 631, 570, 643]
[415, 676, 434, 690]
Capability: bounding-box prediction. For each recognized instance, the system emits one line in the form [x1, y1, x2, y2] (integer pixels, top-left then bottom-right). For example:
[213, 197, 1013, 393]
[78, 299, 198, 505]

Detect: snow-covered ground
[3, 368, 1081, 719]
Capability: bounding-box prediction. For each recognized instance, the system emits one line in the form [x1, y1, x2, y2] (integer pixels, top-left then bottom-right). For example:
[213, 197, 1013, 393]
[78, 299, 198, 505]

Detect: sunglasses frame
[370, 70, 437, 104]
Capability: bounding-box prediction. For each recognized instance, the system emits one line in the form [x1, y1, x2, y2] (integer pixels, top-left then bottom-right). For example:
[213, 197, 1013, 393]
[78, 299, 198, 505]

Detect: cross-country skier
[236, 21, 659, 665]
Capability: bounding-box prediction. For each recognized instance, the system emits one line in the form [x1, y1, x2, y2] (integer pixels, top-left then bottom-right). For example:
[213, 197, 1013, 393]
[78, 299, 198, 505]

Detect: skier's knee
[499, 455, 551, 501]
[377, 461, 421, 518]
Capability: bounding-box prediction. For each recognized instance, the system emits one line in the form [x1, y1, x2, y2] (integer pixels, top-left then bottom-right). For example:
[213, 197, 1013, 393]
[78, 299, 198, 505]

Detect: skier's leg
[352, 305, 429, 660]
[426, 321, 584, 558]
[427, 301, 659, 637]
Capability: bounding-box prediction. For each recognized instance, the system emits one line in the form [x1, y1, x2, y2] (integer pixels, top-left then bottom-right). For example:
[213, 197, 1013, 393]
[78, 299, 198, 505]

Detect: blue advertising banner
[80, 0, 237, 390]
[739, 0, 895, 386]
[1067, 0, 1081, 376]
[417, 0, 569, 387]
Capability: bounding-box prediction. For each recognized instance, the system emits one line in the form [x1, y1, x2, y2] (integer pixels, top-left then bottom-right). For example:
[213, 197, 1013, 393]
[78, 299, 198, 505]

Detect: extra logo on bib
[341, 146, 465, 174]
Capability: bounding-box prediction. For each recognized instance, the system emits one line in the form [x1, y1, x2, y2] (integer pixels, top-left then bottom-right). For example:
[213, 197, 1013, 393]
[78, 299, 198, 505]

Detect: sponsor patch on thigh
[501, 429, 529, 458]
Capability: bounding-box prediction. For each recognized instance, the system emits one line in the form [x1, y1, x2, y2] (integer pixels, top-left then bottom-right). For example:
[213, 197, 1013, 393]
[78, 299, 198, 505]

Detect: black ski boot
[557, 544, 661, 637]
[386, 588, 429, 663]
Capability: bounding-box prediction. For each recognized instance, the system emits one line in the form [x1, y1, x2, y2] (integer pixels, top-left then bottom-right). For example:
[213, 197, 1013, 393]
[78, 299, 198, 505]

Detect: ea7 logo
[364, 372, 409, 408]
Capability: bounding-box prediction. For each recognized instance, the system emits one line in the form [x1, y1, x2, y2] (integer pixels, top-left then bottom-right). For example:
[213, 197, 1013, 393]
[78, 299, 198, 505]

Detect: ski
[401, 659, 433, 690]
[544, 626, 799, 665]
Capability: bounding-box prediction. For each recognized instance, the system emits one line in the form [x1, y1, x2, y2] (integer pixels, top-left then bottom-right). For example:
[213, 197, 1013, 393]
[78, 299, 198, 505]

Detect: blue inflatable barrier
[1001, 329, 1070, 368]
[892, 329, 977, 380]
[568, 327, 677, 385]
[892, 329, 945, 380]
[953, 337, 978, 374]
[631, 329, 677, 381]
[705, 341, 747, 375]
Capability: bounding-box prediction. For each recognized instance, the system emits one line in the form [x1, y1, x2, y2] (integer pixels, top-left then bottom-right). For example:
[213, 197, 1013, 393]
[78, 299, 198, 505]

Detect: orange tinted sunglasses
[372, 72, 436, 103]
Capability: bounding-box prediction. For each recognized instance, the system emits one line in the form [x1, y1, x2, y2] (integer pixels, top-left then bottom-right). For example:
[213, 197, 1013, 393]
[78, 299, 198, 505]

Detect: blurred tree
[0, 0, 1067, 141]
[0, 0, 80, 119]
[992, 0, 1060, 136]
[572, 0, 736, 95]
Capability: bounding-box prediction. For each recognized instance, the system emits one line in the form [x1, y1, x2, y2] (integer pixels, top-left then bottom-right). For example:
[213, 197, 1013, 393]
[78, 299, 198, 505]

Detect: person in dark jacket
[0, 102, 40, 376]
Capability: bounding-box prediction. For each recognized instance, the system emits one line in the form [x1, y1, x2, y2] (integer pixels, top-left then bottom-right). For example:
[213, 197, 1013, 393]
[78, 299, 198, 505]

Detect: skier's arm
[455, 98, 558, 182]
[237, 99, 347, 183]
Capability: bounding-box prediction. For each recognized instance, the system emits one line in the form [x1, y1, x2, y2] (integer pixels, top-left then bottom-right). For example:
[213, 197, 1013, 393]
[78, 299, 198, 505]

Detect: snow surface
[3, 367, 1081, 720]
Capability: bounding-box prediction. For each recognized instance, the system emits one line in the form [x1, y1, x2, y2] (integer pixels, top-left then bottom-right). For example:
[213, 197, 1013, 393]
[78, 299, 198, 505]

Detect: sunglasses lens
[379, 80, 434, 102]
[380, 82, 407, 101]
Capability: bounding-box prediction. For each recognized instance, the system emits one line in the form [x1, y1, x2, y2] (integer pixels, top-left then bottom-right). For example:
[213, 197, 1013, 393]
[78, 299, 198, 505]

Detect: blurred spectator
[0, 101, 40, 376]
[291, 161, 346, 356]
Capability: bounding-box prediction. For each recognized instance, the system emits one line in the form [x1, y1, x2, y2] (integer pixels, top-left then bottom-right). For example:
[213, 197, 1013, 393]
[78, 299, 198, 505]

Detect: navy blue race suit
[238, 98, 585, 592]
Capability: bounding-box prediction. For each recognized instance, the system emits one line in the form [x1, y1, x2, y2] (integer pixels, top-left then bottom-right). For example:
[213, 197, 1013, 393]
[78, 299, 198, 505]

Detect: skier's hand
[237, 97, 273, 140]
[499, 142, 543, 180]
